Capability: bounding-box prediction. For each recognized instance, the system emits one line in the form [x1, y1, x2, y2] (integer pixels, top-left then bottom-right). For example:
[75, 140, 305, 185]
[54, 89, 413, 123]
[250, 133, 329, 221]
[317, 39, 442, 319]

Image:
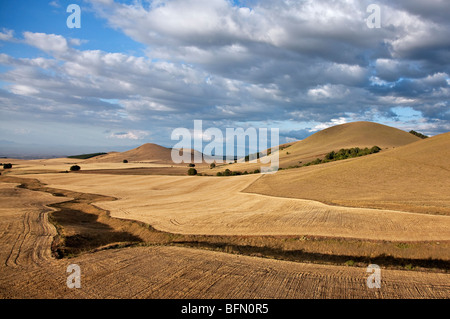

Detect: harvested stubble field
[1, 124, 449, 299]
[24, 173, 450, 242]
[246, 132, 450, 216]
[0, 174, 449, 299]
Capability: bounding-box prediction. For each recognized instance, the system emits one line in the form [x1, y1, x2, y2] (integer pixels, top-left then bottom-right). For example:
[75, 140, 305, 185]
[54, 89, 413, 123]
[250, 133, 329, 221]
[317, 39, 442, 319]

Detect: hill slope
[245, 132, 450, 215]
[287, 121, 419, 155]
[85, 143, 173, 163]
[280, 121, 421, 167]
[84, 143, 208, 165]
[206, 121, 421, 173]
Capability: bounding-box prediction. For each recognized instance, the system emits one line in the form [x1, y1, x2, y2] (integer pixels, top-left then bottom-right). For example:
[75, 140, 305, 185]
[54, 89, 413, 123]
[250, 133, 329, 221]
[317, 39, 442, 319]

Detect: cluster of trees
[2, 163, 12, 169]
[409, 130, 429, 139]
[302, 146, 381, 167]
[325, 146, 381, 160]
[216, 169, 260, 176]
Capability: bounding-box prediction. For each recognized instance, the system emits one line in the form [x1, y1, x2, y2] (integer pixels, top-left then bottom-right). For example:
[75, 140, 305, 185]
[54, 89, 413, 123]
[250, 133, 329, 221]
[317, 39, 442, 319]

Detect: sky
[0, 0, 449, 157]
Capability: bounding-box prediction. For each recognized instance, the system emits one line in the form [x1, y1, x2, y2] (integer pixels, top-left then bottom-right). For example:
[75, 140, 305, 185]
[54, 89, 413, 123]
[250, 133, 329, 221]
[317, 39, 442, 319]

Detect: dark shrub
[70, 165, 81, 171]
[3, 163, 12, 169]
[187, 168, 197, 175]
[216, 172, 223, 176]
[223, 169, 232, 176]
[123, 159, 128, 163]
[325, 151, 335, 160]
[370, 146, 381, 153]
[188, 163, 196, 168]
[210, 163, 216, 169]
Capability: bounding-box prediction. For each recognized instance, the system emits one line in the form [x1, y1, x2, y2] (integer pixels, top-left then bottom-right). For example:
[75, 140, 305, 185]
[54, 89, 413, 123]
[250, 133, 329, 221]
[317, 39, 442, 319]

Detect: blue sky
[0, 0, 449, 157]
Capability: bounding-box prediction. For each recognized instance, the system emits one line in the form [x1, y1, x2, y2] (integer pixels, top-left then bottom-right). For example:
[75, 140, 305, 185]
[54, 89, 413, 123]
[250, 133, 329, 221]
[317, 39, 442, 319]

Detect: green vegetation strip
[302, 146, 381, 166]
[409, 130, 429, 139]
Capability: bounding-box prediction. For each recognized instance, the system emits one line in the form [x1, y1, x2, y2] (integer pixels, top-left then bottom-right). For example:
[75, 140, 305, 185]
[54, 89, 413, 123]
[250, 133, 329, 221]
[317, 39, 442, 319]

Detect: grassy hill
[205, 121, 421, 174]
[85, 143, 174, 163]
[84, 143, 209, 166]
[245, 132, 450, 215]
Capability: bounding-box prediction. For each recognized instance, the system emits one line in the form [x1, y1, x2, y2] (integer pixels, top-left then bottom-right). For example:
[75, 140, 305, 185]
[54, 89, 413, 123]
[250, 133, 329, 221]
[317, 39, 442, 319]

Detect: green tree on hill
[70, 165, 81, 171]
[188, 168, 197, 175]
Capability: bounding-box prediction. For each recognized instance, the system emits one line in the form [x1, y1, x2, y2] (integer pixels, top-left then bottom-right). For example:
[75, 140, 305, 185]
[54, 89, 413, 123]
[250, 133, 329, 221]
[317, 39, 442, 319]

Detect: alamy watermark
[366, 264, 381, 289]
[171, 120, 279, 174]
[366, 4, 381, 29]
[66, 4, 81, 29]
[66, 264, 81, 289]
[64, 4, 379, 30]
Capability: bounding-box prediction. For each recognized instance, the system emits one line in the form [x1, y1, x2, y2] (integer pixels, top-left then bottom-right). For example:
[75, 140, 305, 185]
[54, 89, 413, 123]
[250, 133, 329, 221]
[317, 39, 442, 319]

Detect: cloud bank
[0, 0, 449, 154]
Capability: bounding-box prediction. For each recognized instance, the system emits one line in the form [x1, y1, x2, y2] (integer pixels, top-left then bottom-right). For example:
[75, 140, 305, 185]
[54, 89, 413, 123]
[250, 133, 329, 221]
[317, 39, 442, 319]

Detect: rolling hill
[245, 131, 450, 215]
[285, 121, 420, 156]
[84, 143, 173, 163]
[205, 121, 422, 173]
[83, 143, 209, 164]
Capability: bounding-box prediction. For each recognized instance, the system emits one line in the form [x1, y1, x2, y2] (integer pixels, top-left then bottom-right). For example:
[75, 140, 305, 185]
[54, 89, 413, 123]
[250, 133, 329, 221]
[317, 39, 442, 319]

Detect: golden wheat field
[1, 122, 449, 300]
[4, 0, 450, 308]
[0, 182, 449, 299]
[21, 173, 450, 242]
